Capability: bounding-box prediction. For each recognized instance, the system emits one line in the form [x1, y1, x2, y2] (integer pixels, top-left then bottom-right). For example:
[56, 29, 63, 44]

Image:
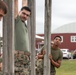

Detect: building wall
[52, 33, 76, 51]
[37, 33, 76, 51]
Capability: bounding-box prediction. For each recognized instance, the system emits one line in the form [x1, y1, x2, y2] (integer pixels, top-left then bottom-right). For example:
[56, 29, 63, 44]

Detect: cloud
[51, 0, 76, 31]
[36, 0, 76, 33]
[1, 0, 76, 35]
[36, 0, 45, 34]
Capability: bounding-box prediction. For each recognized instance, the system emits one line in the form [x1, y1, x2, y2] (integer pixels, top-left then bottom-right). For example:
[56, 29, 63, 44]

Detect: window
[71, 36, 76, 42]
[60, 36, 63, 42]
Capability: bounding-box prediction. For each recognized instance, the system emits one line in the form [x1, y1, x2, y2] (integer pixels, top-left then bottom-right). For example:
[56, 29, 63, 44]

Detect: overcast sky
[36, 0, 76, 34]
[0, 0, 76, 36]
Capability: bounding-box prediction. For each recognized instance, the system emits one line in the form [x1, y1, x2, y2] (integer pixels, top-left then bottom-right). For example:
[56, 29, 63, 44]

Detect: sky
[36, 0, 76, 34]
[0, 0, 76, 36]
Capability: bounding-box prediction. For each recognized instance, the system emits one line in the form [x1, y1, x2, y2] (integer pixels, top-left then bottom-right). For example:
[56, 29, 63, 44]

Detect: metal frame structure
[2, 0, 52, 75]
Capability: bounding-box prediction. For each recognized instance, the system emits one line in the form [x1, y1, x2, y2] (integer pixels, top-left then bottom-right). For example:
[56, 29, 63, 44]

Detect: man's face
[53, 37, 61, 46]
[19, 9, 30, 22]
[0, 9, 5, 21]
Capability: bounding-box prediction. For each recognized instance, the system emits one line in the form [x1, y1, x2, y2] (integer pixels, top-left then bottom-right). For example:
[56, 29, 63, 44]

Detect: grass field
[56, 59, 76, 75]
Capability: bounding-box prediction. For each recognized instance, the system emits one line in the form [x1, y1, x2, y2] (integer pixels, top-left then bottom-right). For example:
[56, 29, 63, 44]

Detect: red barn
[36, 22, 76, 51]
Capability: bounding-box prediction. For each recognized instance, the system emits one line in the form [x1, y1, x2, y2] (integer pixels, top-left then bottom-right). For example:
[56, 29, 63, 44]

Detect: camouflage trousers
[50, 71, 56, 75]
[35, 59, 43, 75]
[14, 51, 30, 75]
[35, 59, 56, 75]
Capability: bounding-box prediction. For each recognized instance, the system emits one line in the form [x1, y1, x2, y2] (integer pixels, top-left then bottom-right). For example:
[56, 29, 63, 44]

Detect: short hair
[21, 6, 31, 13]
[54, 36, 62, 41]
[0, 1, 8, 14]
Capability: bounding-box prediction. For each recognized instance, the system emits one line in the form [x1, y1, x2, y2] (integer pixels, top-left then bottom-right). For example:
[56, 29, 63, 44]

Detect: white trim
[60, 36, 63, 42]
[71, 36, 76, 42]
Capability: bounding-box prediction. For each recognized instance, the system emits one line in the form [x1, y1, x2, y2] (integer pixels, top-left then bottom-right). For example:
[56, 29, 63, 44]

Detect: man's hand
[35, 55, 38, 59]
[42, 50, 46, 55]
[48, 54, 62, 68]
[48, 54, 52, 60]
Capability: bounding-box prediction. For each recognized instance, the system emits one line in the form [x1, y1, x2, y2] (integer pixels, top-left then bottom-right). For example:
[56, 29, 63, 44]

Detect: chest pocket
[52, 50, 60, 61]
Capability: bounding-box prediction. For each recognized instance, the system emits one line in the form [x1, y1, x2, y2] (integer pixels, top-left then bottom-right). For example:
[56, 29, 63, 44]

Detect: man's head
[0, 1, 8, 21]
[19, 6, 31, 22]
[53, 36, 62, 46]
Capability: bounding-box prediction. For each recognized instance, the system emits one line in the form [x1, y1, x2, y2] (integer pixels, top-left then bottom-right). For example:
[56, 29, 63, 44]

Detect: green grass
[56, 59, 76, 75]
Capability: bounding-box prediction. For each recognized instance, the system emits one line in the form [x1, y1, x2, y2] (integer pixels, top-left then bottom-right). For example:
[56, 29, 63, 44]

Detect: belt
[15, 51, 30, 56]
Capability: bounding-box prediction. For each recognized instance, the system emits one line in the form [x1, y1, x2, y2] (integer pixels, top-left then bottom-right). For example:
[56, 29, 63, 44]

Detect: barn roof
[52, 22, 76, 33]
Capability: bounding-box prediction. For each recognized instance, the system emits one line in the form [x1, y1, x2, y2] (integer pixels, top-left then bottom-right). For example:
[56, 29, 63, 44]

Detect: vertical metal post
[28, 0, 36, 75]
[27, 0, 31, 53]
[44, 0, 52, 75]
[3, 0, 14, 75]
[3, 16, 8, 74]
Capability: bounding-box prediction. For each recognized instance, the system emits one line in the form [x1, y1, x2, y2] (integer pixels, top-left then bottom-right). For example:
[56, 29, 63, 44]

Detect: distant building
[36, 22, 76, 51]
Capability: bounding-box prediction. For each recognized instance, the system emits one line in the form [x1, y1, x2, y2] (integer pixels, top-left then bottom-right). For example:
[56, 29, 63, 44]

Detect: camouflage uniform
[15, 51, 30, 75]
[50, 72, 56, 75]
[35, 46, 44, 75]
[36, 59, 43, 75]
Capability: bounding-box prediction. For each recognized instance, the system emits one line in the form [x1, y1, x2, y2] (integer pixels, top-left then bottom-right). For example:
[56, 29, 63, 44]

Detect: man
[35, 47, 45, 75]
[0, 1, 8, 21]
[48, 36, 63, 75]
[15, 6, 31, 75]
[36, 36, 63, 75]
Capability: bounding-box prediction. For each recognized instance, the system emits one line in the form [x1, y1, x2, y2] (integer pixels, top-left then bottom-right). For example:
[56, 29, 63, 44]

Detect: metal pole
[3, 0, 14, 75]
[28, 0, 36, 75]
[44, 0, 52, 75]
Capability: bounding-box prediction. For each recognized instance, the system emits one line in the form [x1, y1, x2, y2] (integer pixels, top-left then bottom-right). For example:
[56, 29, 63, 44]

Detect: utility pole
[3, 0, 14, 75]
[44, 0, 52, 75]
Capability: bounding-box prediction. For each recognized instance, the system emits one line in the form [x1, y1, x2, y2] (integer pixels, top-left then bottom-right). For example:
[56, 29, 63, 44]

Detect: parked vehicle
[61, 49, 72, 59]
[73, 50, 76, 59]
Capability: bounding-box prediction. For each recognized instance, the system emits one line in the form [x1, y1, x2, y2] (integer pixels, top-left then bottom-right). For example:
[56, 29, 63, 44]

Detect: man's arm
[51, 59, 62, 68]
[36, 50, 46, 59]
[36, 54, 44, 59]
[48, 54, 62, 68]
